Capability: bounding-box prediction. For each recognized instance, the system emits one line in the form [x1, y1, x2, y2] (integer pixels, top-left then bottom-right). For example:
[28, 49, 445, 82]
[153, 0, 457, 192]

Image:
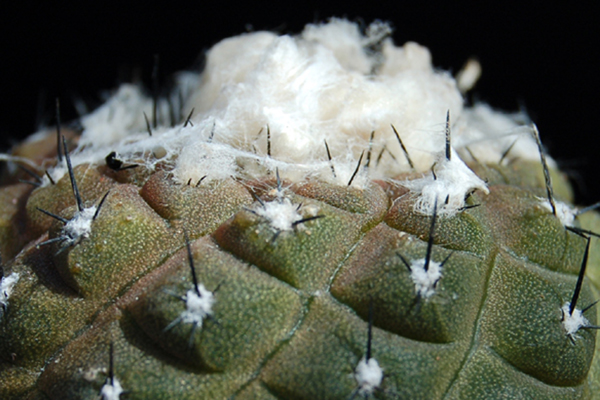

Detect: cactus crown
[13, 18, 547, 217]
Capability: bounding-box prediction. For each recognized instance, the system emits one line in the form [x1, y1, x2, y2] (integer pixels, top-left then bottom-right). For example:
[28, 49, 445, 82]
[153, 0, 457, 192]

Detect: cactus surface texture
[1, 19, 600, 400]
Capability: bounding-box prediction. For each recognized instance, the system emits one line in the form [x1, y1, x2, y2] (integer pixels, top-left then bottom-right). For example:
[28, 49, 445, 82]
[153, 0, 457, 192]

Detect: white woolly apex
[410, 258, 443, 298]
[100, 376, 124, 400]
[0, 272, 20, 311]
[355, 357, 383, 395]
[539, 198, 576, 227]
[181, 284, 215, 326]
[254, 198, 304, 231]
[61, 206, 97, 247]
[20, 18, 545, 190]
[562, 303, 590, 339]
[403, 150, 489, 216]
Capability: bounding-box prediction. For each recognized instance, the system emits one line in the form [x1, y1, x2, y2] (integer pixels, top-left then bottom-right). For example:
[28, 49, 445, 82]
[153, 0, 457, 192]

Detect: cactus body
[1, 19, 599, 399]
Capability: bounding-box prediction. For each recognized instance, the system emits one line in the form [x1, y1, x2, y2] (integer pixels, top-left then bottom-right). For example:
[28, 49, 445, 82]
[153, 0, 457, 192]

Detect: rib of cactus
[1, 19, 599, 400]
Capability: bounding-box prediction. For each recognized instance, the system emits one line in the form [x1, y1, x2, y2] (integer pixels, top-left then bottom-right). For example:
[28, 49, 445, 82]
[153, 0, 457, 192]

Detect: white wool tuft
[173, 141, 238, 184]
[62, 206, 97, 247]
[181, 284, 215, 326]
[42, 164, 67, 187]
[539, 198, 577, 227]
[409, 258, 443, 298]
[100, 376, 124, 400]
[0, 272, 20, 311]
[254, 198, 303, 231]
[80, 85, 153, 147]
[355, 357, 383, 395]
[403, 150, 489, 216]
[562, 303, 590, 339]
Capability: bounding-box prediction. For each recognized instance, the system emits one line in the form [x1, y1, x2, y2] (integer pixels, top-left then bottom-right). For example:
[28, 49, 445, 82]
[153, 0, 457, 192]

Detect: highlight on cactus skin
[1, 18, 600, 399]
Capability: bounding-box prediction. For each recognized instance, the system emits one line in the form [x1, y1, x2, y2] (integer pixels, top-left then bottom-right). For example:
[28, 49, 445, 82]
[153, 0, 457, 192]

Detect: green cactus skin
[0, 152, 599, 399]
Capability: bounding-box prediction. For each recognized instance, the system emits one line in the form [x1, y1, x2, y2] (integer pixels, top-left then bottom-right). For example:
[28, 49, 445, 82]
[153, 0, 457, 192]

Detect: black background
[1, 2, 598, 205]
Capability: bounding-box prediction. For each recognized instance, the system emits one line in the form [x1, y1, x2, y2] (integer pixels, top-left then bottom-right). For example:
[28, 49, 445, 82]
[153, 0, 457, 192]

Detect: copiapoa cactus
[1, 18, 600, 399]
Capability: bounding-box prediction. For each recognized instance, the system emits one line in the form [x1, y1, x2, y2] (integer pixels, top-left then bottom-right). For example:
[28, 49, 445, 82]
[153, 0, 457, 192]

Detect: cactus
[1, 18, 599, 399]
